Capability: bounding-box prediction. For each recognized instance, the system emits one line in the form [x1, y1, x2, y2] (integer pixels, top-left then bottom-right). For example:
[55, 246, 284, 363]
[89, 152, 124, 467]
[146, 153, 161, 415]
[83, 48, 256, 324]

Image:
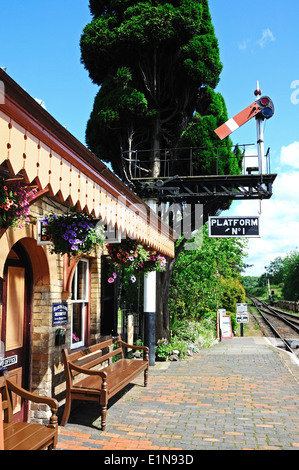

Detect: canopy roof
[0, 70, 174, 257]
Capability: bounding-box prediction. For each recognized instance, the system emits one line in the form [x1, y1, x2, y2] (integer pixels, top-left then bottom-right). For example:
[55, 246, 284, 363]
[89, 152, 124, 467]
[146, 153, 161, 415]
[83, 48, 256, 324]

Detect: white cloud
[239, 28, 275, 53]
[225, 168, 299, 276]
[238, 39, 250, 51]
[280, 141, 299, 168]
[257, 28, 275, 48]
[227, 143, 299, 276]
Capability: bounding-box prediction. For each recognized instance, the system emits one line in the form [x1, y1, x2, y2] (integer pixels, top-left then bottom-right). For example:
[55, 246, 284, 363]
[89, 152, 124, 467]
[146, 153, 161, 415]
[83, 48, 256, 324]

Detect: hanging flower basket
[0, 177, 37, 229]
[41, 207, 105, 257]
[106, 238, 167, 283]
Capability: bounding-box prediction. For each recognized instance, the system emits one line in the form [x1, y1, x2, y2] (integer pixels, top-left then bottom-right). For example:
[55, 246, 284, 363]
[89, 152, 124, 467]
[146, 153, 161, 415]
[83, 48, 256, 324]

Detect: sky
[0, 0, 298, 277]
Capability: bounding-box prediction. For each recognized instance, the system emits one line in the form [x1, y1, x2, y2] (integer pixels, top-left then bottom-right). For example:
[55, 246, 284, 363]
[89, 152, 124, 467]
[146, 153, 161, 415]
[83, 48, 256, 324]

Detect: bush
[155, 316, 217, 361]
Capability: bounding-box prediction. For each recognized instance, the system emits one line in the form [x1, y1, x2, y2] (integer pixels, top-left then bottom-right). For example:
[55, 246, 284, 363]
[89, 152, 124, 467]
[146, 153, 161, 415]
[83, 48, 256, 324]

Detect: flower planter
[41, 207, 104, 257]
[106, 238, 167, 283]
[0, 177, 37, 229]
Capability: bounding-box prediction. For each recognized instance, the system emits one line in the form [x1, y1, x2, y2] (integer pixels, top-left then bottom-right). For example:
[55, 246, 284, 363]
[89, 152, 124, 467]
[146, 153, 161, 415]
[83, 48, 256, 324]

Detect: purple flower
[131, 276, 136, 283]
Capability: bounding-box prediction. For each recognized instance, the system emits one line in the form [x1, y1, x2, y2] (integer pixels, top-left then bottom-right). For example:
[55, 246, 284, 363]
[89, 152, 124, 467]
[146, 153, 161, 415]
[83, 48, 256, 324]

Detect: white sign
[218, 309, 226, 317]
[209, 216, 260, 238]
[0, 355, 18, 368]
[236, 303, 249, 323]
[37, 218, 51, 245]
[220, 315, 233, 338]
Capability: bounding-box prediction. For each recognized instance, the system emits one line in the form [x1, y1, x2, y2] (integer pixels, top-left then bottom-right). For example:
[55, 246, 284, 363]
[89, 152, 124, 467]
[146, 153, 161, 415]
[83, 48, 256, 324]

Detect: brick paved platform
[56, 337, 299, 451]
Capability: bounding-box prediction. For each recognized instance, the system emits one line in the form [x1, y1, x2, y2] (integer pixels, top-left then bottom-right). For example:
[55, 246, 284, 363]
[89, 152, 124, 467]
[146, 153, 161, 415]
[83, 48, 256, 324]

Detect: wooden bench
[0, 376, 58, 450]
[61, 335, 149, 430]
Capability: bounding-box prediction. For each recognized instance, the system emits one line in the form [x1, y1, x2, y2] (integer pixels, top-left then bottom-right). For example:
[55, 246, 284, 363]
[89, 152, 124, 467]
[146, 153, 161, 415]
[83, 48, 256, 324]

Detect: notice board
[220, 315, 233, 338]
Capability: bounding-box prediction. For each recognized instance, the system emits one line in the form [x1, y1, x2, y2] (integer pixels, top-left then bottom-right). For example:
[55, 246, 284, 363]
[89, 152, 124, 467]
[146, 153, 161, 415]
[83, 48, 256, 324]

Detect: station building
[0, 70, 174, 424]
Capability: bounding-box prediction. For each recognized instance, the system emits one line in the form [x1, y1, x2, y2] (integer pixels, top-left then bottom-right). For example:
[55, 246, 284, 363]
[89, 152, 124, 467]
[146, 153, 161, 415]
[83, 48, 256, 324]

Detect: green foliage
[169, 225, 248, 322]
[281, 251, 299, 301]
[219, 277, 245, 313]
[242, 276, 267, 297]
[178, 87, 242, 176]
[252, 250, 299, 302]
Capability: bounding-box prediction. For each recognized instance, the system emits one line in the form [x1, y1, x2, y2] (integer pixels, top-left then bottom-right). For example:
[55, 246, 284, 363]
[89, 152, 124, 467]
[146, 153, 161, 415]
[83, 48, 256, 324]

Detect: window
[71, 259, 89, 349]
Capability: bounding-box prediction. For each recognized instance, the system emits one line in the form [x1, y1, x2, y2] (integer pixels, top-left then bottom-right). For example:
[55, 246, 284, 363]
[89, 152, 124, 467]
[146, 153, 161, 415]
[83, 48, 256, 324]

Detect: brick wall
[27, 198, 103, 424]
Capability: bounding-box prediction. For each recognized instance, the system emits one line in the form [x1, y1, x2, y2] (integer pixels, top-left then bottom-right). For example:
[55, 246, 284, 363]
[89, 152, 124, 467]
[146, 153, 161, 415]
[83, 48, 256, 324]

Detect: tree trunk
[151, 118, 161, 177]
[155, 264, 172, 342]
[155, 238, 186, 342]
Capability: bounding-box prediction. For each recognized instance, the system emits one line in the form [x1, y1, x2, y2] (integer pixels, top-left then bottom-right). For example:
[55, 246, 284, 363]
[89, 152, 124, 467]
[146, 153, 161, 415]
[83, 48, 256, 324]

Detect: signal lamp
[257, 96, 274, 119]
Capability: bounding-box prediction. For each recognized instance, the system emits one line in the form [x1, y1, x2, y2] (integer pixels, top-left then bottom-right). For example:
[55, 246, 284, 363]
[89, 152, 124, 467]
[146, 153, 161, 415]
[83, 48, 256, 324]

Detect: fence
[122, 144, 271, 180]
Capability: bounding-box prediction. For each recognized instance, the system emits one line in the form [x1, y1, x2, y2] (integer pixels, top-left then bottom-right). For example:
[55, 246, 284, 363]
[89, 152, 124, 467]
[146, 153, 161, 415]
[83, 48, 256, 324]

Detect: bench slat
[4, 422, 57, 450]
[0, 376, 58, 450]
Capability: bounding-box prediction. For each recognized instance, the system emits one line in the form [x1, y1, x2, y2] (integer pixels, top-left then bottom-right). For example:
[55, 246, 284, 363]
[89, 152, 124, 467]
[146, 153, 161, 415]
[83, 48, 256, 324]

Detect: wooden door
[1, 243, 32, 422]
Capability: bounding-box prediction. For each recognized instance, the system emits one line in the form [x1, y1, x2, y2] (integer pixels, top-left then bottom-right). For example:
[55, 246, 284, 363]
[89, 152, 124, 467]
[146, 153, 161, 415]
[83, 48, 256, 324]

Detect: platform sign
[236, 303, 249, 323]
[209, 216, 259, 238]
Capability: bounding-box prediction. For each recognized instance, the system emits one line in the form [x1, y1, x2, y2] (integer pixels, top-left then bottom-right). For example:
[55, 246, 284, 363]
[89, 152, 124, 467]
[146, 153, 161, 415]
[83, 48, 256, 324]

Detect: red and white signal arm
[214, 96, 274, 140]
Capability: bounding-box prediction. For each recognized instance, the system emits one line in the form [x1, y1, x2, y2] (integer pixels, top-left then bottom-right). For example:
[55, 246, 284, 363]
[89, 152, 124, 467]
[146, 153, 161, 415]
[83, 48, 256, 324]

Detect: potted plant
[106, 237, 167, 283]
[0, 177, 37, 229]
[41, 207, 104, 257]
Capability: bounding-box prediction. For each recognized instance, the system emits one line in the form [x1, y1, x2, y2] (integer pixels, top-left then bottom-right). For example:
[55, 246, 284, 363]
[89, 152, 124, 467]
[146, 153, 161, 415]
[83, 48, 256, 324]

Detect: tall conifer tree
[81, 1, 241, 340]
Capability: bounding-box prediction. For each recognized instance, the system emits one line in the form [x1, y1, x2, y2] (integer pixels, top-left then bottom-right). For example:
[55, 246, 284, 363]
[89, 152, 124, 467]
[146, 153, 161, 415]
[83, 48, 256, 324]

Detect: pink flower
[108, 277, 115, 283]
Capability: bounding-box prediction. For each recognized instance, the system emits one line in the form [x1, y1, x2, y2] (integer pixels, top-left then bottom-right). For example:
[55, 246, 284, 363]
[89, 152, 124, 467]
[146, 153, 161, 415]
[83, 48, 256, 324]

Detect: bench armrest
[119, 340, 149, 360]
[119, 340, 148, 352]
[5, 378, 58, 429]
[68, 361, 108, 379]
[6, 378, 58, 409]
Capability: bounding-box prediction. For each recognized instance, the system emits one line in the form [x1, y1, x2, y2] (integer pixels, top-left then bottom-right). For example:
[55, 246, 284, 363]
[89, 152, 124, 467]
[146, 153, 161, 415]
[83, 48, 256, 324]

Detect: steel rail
[262, 304, 299, 333]
[248, 296, 294, 354]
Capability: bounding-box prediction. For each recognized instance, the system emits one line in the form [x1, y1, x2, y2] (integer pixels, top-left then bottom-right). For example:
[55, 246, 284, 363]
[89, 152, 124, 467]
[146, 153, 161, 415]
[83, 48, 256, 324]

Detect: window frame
[70, 258, 89, 350]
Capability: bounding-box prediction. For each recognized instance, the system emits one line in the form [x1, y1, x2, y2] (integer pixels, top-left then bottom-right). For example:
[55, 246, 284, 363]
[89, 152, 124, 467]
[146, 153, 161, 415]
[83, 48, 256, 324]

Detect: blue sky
[0, 1, 298, 276]
[209, 0, 299, 276]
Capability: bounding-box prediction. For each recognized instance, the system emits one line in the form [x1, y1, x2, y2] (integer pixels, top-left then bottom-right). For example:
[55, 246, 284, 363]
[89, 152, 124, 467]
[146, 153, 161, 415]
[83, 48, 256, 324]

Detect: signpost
[236, 303, 248, 336]
[209, 216, 259, 238]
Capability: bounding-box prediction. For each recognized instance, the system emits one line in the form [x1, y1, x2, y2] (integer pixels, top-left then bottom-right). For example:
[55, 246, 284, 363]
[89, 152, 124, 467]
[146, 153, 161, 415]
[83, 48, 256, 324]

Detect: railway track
[247, 296, 299, 356]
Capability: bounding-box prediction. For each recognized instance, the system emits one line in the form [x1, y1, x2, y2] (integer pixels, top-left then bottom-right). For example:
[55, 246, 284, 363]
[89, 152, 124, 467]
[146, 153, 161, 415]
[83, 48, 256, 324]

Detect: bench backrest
[62, 335, 124, 385]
